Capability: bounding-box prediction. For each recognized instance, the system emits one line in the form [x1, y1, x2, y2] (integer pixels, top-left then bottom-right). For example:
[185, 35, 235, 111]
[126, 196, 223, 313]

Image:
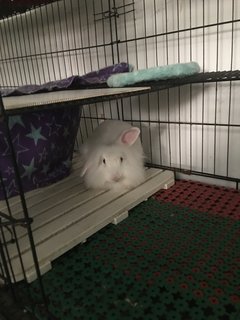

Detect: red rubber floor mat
[154, 180, 240, 220]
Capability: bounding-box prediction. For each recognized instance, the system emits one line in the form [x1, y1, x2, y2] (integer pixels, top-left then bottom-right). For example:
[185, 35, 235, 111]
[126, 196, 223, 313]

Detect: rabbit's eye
[102, 158, 106, 164]
[120, 157, 123, 163]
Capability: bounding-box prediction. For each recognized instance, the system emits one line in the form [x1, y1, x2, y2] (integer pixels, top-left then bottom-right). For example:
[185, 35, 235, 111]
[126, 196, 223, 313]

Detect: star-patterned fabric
[0, 63, 131, 199]
[0, 106, 81, 200]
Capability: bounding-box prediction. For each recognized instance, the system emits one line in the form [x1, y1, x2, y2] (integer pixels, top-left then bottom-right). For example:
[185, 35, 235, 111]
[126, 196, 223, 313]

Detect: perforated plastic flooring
[154, 180, 240, 220]
[28, 180, 240, 320]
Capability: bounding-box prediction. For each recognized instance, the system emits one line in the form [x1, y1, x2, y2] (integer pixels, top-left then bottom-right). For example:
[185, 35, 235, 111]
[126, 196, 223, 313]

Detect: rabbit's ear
[118, 127, 140, 146]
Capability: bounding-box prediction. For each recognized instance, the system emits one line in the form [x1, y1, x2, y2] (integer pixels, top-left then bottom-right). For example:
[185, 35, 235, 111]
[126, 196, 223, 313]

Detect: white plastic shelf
[2, 87, 150, 113]
[0, 155, 174, 282]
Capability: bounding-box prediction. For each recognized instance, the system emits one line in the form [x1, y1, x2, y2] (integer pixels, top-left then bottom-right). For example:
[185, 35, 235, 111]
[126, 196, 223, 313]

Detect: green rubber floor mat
[30, 198, 240, 320]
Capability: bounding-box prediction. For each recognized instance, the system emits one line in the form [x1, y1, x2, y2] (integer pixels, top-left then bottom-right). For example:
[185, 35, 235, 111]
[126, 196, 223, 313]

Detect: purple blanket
[0, 63, 131, 199]
[1, 62, 131, 97]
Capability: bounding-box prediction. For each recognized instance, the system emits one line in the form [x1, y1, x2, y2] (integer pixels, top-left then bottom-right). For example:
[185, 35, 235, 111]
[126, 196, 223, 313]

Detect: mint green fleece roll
[107, 62, 200, 87]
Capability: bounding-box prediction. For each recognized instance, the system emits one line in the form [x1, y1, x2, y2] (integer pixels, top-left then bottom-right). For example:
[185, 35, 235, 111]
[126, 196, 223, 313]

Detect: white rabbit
[80, 120, 145, 192]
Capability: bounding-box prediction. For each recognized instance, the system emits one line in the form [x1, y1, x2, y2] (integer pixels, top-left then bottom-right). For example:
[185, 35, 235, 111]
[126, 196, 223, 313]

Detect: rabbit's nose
[112, 175, 122, 182]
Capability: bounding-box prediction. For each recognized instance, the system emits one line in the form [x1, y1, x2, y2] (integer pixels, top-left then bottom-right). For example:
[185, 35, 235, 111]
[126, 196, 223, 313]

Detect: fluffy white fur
[80, 120, 145, 192]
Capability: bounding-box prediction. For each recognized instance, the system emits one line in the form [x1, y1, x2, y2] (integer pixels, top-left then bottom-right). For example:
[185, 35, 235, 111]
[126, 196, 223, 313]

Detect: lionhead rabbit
[80, 120, 145, 191]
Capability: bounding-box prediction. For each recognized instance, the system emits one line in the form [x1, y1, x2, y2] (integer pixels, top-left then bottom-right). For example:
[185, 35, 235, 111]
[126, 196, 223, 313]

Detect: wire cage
[0, 0, 240, 318]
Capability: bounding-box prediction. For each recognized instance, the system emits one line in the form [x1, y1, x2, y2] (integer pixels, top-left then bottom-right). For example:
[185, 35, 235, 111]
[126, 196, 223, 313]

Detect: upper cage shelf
[0, 0, 58, 19]
[2, 87, 151, 114]
[2, 70, 240, 115]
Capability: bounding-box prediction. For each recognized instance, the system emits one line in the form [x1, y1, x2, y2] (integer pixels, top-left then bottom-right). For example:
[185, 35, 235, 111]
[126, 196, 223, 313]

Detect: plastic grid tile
[28, 198, 240, 320]
[154, 180, 240, 220]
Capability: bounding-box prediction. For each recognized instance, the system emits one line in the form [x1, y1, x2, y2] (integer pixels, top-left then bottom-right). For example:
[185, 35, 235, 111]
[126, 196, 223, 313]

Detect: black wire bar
[1, 15, 240, 66]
